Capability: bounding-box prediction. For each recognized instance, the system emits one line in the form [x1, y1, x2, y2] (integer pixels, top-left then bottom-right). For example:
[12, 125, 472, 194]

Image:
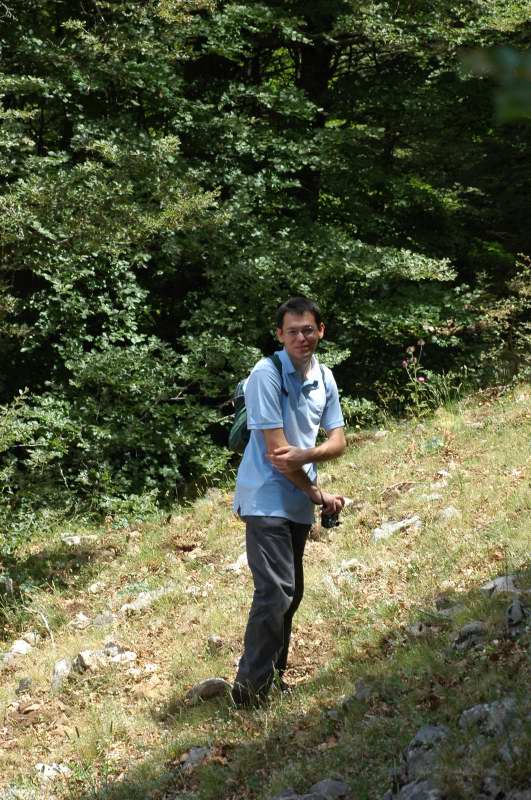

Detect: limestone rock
[394, 779, 442, 799]
[180, 746, 213, 771]
[506, 597, 526, 627]
[69, 612, 91, 630]
[119, 584, 173, 614]
[92, 611, 117, 627]
[21, 631, 39, 645]
[73, 650, 106, 673]
[308, 778, 351, 798]
[225, 552, 248, 573]
[372, 516, 422, 542]
[87, 580, 106, 594]
[103, 641, 137, 663]
[35, 762, 71, 782]
[51, 658, 72, 691]
[186, 677, 232, 704]
[481, 575, 520, 596]
[405, 725, 449, 782]
[453, 620, 487, 651]
[459, 697, 518, 736]
[207, 634, 224, 653]
[0, 575, 14, 594]
[16, 677, 33, 695]
[436, 505, 461, 523]
[10, 639, 32, 657]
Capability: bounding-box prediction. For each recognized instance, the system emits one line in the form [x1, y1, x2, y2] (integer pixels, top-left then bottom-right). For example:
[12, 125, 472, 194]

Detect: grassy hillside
[1, 384, 529, 800]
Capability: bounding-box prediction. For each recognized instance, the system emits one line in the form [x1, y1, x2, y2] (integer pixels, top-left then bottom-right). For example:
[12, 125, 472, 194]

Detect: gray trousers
[234, 515, 310, 697]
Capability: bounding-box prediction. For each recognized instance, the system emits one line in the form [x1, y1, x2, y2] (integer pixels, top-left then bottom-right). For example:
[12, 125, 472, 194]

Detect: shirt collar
[278, 348, 319, 383]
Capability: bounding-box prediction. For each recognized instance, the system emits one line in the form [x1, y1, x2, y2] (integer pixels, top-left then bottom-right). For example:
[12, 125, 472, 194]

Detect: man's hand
[308, 485, 345, 514]
[267, 445, 309, 474]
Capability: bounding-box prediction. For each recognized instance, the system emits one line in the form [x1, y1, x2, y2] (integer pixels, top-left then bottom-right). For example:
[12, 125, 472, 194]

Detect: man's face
[277, 311, 324, 365]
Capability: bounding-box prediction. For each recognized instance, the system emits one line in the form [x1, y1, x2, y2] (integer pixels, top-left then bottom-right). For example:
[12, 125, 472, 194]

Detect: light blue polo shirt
[233, 348, 344, 524]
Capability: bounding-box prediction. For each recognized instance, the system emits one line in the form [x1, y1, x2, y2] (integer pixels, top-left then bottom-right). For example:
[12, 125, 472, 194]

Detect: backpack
[228, 353, 326, 453]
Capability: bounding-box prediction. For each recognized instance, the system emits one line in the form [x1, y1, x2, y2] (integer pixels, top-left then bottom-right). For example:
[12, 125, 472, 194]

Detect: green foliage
[0, 0, 530, 549]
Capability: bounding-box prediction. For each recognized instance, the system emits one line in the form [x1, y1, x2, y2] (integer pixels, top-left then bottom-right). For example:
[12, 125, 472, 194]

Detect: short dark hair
[276, 296, 322, 329]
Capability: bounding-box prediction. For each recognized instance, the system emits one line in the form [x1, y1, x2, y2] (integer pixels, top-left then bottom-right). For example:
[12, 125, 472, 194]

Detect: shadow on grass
[72, 564, 530, 800]
[0, 540, 124, 640]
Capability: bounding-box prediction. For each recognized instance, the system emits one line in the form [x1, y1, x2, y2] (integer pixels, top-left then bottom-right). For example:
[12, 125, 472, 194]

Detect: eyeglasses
[284, 326, 318, 339]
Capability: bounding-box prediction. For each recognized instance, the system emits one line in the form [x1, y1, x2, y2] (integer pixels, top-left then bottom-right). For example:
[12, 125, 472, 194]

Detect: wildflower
[417, 376, 426, 382]
[417, 339, 425, 346]
[406, 346, 415, 354]
[402, 360, 408, 368]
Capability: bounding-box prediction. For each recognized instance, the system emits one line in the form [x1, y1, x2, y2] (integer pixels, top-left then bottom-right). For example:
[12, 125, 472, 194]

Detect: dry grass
[0, 384, 529, 800]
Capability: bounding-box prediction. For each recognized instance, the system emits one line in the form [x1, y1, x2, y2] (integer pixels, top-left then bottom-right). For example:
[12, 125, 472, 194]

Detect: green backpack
[228, 353, 287, 453]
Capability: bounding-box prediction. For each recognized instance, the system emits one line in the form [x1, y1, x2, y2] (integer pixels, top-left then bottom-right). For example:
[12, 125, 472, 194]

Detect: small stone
[16, 677, 33, 695]
[61, 535, 82, 546]
[103, 641, 137, 663]
[35, 762, 71, 781]
[456, 620, 487, 640]
[324, 708, 341, 721]
[0, 787, 38, 799]
[407, 622, 430, 638]
[92, 611, 117, 627]
[225, 552, 248, 573]
[119, 585, 173, 614]
[419, 493, 442, 502]
[21, 631, 39, 645]
[186, 677, 232, 704]
[374, 430, 389, 439]
[51, 658, 72, 691]
[405, 725, 449, 781]
[354, 679, 374, 702]
[459, 697, 517, 736]
[207, 634, 224, 653]
[87, 581, 105, 594]
[270, 791, 300, 800]
[481, 575, 520, 596]
[506, 597, 526, 626]
[372, 516, 422, 542]
[180, 745, 213, 771]
[322, 575, 341, 598]
[436, 505, 461, 523]
[0, 575, 14, 594]
[396, 779, 442, 799]
[337, 558, 365, 574]
[69, 612, 91, 630]
[73, 650, 107, 673]
[430, 479, 448, 490]
[10, 639, 32, 656]
[308, 778, 351, 798]
[453, 620, 487, 652]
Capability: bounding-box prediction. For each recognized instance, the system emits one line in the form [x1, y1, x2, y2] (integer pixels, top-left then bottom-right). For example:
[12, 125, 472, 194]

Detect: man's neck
[288, 353, 313, 379]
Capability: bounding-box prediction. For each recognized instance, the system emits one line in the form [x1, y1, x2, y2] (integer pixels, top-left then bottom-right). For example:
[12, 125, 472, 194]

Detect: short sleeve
[245, 362, 284, 430]
[320, 367, 344, 432]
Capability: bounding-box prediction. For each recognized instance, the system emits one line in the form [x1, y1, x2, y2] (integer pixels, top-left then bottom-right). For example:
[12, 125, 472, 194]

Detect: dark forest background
[1, 0, 529, 549]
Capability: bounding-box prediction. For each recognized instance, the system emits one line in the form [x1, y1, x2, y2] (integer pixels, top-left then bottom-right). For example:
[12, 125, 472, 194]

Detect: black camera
[321, 510, 341, 529]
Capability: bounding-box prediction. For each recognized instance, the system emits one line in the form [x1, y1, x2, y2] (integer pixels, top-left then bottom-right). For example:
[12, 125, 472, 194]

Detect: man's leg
[233, 516, 297, 704]
[274, 521, 310, 680]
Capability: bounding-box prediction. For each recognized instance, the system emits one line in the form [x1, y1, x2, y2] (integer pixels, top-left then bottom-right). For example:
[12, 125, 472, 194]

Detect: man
[232, 296, 346, 706]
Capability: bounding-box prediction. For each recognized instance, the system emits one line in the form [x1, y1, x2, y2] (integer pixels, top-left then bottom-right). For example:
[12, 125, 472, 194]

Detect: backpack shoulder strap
[269, 353, 289, 397]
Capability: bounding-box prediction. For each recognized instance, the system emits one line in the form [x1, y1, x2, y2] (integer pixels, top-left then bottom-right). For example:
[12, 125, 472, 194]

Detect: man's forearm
[283, 467, 316, 498]
[304, 435, 345, 464]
